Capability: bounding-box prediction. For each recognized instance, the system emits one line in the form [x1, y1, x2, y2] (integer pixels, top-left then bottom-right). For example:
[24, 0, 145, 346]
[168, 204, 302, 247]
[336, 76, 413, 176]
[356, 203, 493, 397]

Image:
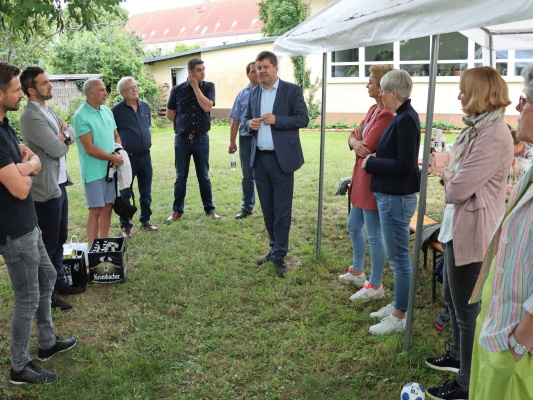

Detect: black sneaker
[37, 336, 77, 361]
[10, 361, 58, 384]
[427, 379, 468, 400]
[425, 343, 460, 373]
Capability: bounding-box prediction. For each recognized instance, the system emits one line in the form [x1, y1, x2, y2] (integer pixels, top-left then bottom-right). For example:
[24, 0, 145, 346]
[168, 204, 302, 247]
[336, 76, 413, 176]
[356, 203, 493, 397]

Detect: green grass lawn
[0, 126, 451, 400]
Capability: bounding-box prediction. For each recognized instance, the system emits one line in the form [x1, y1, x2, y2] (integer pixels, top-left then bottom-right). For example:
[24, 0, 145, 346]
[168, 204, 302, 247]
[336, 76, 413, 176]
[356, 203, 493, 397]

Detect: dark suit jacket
[245, 79, 309, 173]
[365, 99, 421, 195]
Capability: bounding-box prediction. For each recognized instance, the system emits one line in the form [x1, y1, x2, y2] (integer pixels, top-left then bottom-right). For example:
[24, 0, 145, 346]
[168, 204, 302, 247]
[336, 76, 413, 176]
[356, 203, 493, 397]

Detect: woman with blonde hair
[425, 66, 514, 400]
[338, 65, 394, 302]
[468, 64, 533, 400]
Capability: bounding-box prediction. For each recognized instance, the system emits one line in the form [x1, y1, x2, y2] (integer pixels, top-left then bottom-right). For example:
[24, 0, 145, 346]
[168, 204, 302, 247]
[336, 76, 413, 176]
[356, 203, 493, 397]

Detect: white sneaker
[369, 315, 406, 335]
[350, 281, 385, 302]
[338, 268, 366, 287]
[369, 303, 394, 319]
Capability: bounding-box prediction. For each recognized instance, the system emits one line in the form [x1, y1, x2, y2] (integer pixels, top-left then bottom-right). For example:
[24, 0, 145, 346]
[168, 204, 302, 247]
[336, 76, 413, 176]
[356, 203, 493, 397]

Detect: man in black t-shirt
[0, 62, 76, 385]
[166, 58, 220, 221]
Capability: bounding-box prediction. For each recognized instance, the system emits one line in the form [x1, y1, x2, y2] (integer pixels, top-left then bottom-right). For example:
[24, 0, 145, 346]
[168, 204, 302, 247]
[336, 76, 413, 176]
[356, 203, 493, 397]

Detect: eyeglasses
[123, 85, 138, 92]
[519, 95, 533, 111]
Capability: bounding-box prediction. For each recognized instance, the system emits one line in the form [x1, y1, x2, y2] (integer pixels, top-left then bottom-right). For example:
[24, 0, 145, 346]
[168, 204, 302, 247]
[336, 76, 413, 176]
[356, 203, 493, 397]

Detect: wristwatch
[63, 131, 72, 144]
[509, 333, 531, 356]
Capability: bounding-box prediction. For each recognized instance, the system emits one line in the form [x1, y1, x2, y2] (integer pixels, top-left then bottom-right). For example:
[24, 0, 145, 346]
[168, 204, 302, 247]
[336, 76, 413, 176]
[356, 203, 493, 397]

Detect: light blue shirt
[257, 78, 279, 151]
[229, 83, 254, 136]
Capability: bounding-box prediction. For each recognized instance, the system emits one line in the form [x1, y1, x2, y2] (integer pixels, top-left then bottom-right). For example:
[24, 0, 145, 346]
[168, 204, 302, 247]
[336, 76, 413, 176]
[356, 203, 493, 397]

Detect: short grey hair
[522, 65, 533, 96]
[83, 78, 102, 97]
[380, 69, 413, 102]
[117, 76, 135, 92]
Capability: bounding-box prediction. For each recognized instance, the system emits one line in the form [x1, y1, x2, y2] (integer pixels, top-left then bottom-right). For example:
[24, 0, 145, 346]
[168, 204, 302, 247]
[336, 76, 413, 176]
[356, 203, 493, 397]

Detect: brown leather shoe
[207, 211, 221, 219]
[121, 227, 132, 238]
[141, 221, 158, 231]
[51, 291, 72, 311]
[167, 212, 182, 221]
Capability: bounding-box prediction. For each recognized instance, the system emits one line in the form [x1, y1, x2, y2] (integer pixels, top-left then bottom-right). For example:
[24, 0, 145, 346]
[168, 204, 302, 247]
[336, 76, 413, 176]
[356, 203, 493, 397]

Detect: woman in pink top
[338, 65, 394, 302]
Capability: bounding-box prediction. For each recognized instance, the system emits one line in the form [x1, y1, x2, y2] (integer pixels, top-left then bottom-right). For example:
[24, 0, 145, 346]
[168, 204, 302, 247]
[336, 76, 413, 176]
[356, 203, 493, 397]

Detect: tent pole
[489, 34, 494, 67]
[316, 52, 328, 258]
[403, 34, 440, 350]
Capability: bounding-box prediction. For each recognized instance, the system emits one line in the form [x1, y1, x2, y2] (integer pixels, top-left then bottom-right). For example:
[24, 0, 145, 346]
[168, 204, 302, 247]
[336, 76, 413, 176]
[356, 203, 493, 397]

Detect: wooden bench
[410, 211, 444, 301]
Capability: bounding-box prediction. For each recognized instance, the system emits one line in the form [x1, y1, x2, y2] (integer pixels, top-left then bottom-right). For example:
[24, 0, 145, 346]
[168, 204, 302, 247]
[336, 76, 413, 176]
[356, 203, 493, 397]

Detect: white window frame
[329, 34, 533, 83]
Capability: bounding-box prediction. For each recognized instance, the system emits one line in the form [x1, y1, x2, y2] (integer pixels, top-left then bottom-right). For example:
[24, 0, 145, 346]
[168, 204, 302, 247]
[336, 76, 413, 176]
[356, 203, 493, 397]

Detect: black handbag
[112, 172, 137, 220]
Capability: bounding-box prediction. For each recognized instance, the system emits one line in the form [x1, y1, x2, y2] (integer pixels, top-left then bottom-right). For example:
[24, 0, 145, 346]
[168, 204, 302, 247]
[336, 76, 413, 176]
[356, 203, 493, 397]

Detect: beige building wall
[323, 79, 523, 125]
[145, 42, 294, 119]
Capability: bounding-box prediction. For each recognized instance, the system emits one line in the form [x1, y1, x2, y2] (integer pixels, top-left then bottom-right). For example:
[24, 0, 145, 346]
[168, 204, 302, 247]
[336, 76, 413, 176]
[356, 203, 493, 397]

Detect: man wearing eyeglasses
[112, 77, 157, 237]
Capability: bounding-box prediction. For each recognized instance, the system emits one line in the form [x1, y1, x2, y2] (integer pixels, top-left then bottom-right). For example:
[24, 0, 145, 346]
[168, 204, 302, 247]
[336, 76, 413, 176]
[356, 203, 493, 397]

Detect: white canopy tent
[273, 0, 533, 349]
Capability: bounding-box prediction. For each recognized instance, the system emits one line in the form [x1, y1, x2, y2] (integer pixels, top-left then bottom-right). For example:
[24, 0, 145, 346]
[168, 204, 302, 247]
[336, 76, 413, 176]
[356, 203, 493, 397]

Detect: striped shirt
[471, 165, 533, 353]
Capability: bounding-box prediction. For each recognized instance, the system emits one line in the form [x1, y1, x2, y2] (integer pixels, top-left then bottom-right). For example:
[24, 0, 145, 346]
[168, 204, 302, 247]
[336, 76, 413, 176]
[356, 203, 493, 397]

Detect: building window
[330, 33, 533, 80]
[331, 48, 359, 77]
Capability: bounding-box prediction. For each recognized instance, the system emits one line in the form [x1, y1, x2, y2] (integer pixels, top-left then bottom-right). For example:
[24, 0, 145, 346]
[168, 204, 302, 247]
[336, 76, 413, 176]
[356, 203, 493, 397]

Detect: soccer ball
[401, 382, 425, 400]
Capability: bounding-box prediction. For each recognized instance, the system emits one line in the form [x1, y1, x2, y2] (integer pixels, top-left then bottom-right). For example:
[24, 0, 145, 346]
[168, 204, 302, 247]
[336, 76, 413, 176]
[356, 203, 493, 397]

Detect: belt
[257, 149, 275, 154]
[127, 150, 150, 157]
[179, 133, 207, 139]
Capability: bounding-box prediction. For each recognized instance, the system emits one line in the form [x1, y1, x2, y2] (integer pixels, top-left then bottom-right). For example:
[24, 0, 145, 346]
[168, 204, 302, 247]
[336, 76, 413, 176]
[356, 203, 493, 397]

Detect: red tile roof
[125, 0, 263, 44]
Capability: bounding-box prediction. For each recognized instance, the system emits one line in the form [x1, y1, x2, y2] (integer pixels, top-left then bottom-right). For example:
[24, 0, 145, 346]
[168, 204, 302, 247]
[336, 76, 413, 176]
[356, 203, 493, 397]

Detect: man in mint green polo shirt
[73, 78, 123, 245]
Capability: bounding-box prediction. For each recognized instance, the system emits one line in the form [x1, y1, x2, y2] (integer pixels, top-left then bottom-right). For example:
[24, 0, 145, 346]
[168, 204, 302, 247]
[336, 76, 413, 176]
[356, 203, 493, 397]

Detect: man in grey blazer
[245, 51, 309, 277]
[20, 66, 82, 311]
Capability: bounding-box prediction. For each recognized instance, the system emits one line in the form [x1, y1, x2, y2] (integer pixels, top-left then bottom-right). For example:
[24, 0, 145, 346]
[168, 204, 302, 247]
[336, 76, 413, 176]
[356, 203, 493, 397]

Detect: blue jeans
[34, 183, 68, 289]
[0, 227, 56, 370]
[173, 134, 214, 214]
[346, 206, 386, 286]
[374, 192, 417, 312]
[120, 152, 153, 228]
[239, 135, 255, 212]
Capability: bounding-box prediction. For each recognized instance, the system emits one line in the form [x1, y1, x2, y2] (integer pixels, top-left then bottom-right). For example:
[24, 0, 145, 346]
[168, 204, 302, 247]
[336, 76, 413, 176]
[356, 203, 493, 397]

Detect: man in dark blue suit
[245, 51, 309, 277]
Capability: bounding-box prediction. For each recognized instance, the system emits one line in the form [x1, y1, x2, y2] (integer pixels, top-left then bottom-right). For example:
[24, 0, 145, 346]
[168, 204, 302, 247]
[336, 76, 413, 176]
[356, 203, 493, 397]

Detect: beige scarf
[446, 109, 504, 173]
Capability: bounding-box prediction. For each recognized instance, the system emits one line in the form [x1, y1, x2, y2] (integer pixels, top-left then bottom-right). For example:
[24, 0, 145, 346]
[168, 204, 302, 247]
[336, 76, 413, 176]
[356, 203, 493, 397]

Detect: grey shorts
[84, 178, 115, 208]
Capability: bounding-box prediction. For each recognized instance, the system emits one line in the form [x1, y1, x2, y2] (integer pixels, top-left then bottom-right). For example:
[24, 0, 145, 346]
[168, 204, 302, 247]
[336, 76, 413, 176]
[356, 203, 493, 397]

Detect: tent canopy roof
[273, 0, 533, 57]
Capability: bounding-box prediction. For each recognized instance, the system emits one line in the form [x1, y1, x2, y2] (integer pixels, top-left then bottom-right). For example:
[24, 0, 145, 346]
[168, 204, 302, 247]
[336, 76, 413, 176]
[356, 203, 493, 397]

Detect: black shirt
[0, 117, 37, 244]
[111, 99, 152, 154]
[166, 80, 215, 135]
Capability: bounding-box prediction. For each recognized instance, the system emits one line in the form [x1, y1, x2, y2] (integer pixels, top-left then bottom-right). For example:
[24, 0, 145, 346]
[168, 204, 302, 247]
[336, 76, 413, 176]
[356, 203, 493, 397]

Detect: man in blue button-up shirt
[228, 61, 260, 219]
[166, 58, 219, 221]
[112, 76, 157, 237]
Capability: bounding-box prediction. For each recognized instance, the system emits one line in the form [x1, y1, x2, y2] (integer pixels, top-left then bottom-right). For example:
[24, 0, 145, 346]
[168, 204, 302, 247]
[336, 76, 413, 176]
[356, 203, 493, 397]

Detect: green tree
[258, 0, 321, 123]
[258, 0, 308, 37]
[47, 8, 161, 121]
[0, 0, 123, 39]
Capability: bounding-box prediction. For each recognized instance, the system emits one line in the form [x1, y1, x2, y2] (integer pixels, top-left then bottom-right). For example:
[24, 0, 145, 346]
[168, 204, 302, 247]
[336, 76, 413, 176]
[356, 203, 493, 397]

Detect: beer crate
[88, 237, 127, 283]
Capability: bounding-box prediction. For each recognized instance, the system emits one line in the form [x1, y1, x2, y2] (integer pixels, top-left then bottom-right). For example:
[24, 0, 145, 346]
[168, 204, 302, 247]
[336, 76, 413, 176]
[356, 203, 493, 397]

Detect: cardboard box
[88, 237, 127, 283]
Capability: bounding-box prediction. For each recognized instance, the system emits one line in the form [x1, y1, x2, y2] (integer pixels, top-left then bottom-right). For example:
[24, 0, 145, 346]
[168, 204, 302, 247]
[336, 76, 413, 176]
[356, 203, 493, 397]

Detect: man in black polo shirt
[0, 61, 75, 384]
[166, 57, 220, 221]
[112, 76, 157, 237]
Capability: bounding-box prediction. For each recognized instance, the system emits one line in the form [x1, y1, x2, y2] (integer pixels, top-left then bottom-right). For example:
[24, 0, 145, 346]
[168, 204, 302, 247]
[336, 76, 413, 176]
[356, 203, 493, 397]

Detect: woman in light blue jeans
[363, 69, 421, 335]
[339, 65, 393, 302]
